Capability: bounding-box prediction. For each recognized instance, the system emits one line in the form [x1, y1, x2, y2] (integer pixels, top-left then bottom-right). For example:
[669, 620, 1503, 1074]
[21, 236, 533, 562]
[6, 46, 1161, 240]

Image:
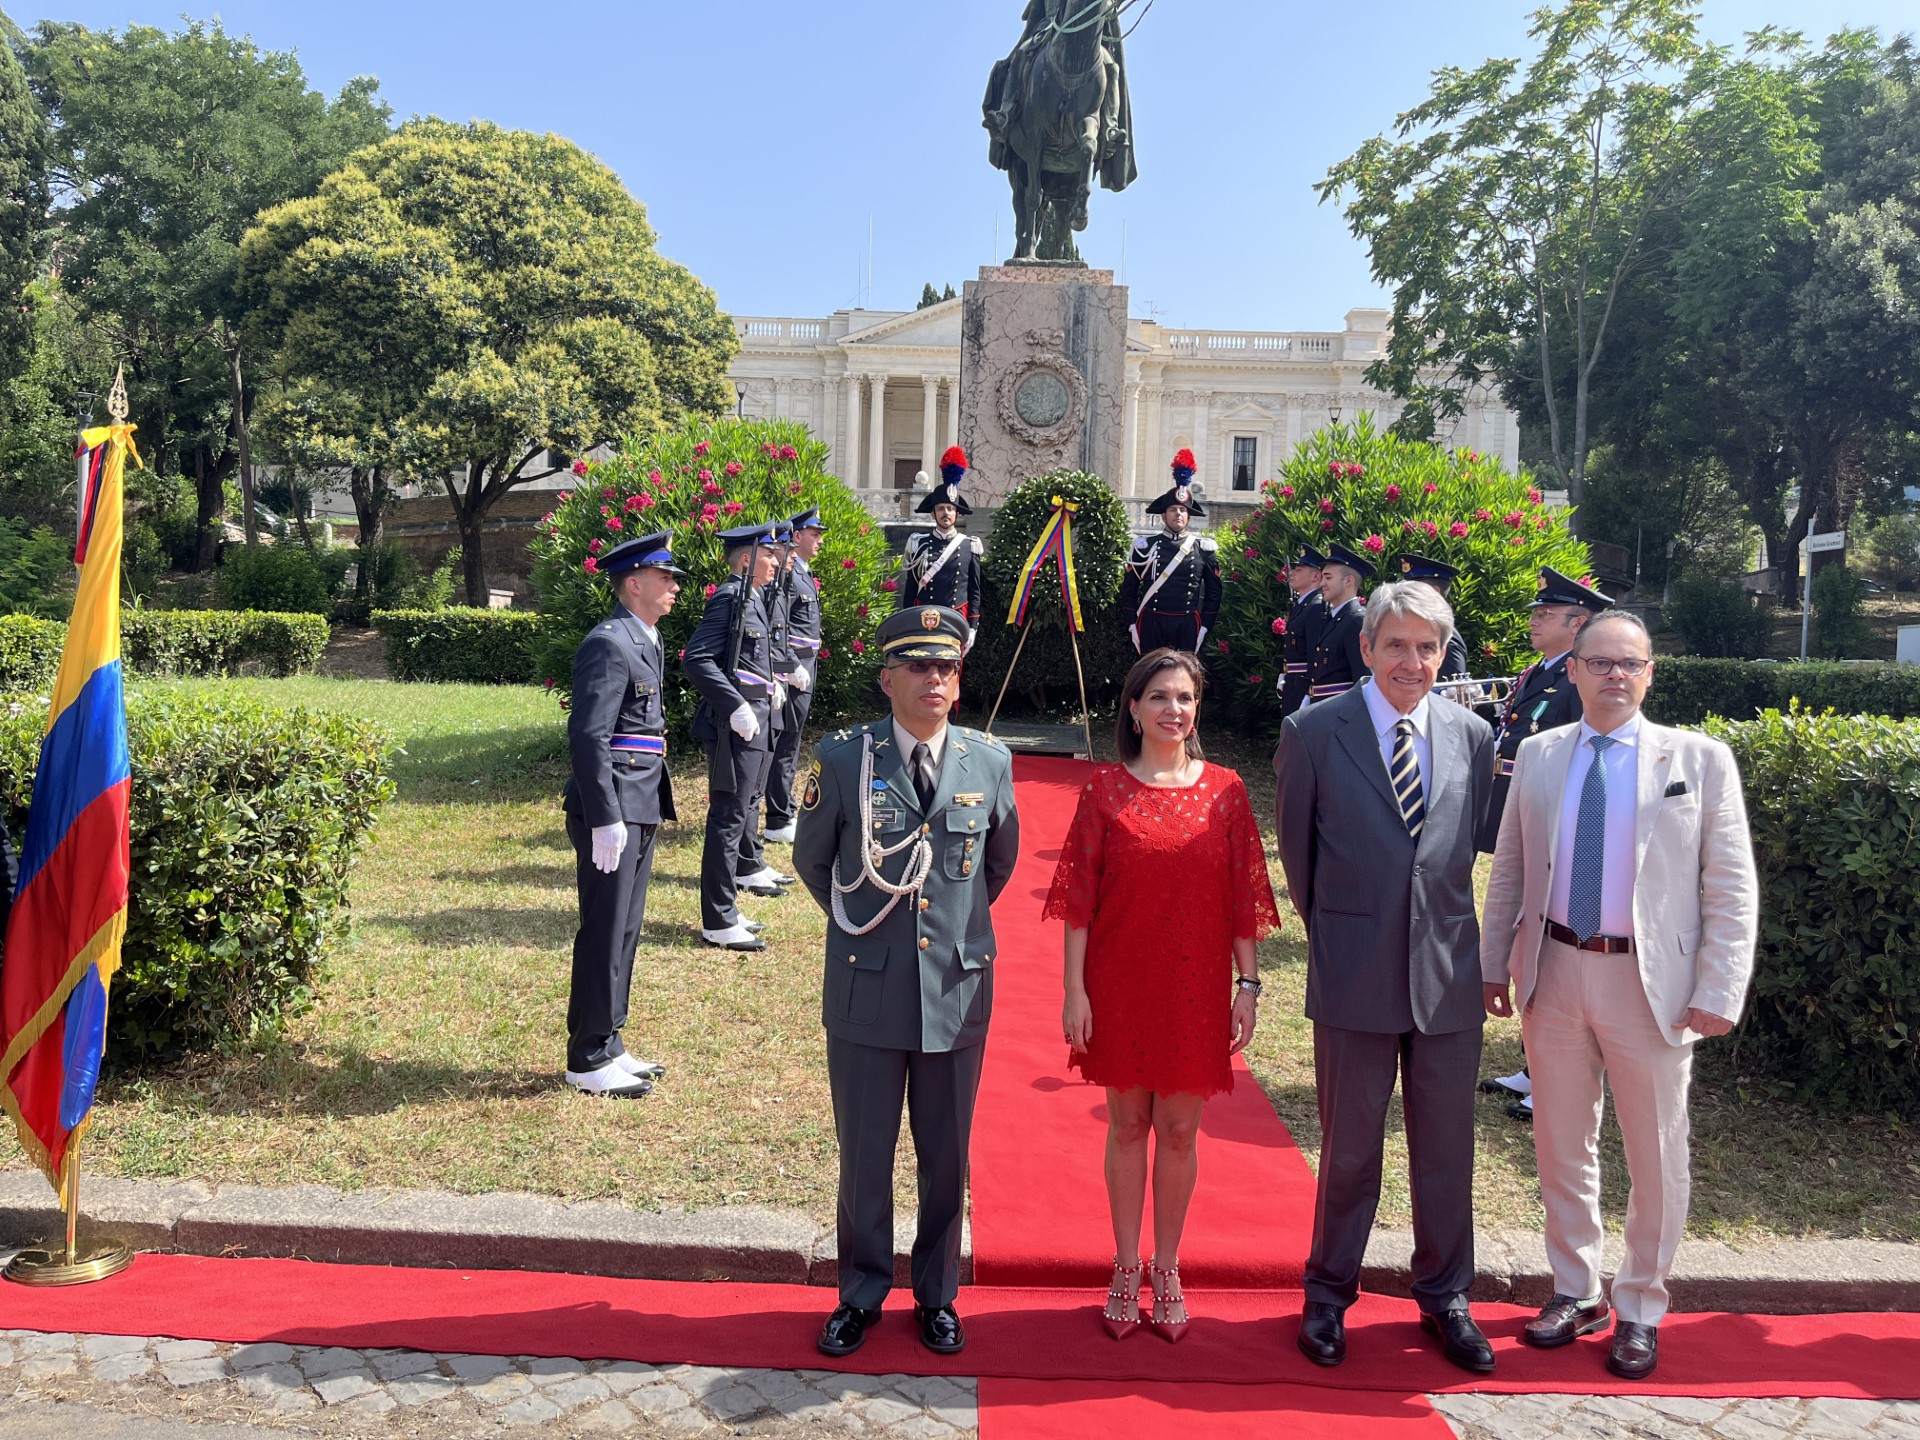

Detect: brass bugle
[1440, 675, 1516, 707]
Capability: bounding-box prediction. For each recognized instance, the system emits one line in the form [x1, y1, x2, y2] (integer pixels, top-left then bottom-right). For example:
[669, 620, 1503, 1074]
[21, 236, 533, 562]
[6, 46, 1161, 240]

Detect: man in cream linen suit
[1482, 611, 1758, 1381]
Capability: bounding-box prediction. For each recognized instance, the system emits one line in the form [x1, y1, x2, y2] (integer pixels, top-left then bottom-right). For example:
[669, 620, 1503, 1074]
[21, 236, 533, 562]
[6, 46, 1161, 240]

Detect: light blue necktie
[1567, 735, 1616, 941]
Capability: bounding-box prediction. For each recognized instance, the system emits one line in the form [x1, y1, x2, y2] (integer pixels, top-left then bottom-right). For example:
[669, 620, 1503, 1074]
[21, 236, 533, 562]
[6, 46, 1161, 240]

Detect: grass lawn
[67, 676, 1920, 1243]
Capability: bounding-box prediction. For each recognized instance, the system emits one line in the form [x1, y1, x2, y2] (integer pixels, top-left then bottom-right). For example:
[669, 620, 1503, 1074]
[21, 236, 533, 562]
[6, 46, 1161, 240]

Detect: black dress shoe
[914, 1302, 966, 1355]
[817, 1303, 881, 1357]
[1296, 1302, 1346, 1366]
[1607, 1321, 1659, 1379]
[1523, 1294, 1610, 1349]
[1505, 1098, 1534, 1122]
[1420, 1309, 1496, 1374]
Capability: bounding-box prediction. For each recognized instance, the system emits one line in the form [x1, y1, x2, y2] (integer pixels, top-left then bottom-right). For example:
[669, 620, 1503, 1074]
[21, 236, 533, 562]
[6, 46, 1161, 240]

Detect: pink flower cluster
[1319, 497, 1335, 515]
[1385, 484, 1403, 502]
[1270, 616, 1287, 635]
[725, 462, 744, 478]
[1363, 534, 1385, 554]
[571, 460, 589, 478]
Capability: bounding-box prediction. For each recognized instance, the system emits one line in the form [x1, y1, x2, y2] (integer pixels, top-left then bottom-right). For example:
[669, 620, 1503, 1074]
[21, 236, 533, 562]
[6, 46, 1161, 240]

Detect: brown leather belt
[1545, 920, 1633, 954]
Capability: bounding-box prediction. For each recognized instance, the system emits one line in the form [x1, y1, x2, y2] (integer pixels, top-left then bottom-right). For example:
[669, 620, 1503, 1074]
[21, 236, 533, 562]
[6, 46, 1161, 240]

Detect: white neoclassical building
[729, 300, 1521, 523]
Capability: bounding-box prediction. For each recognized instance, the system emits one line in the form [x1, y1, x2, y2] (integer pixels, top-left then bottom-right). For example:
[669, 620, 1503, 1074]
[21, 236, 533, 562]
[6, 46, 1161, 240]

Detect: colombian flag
[0, 423, 137, 1202]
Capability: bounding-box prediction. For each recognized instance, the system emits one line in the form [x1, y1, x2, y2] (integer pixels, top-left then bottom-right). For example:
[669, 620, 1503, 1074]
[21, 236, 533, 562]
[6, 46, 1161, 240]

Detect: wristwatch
[1235, 976, 1263, 995]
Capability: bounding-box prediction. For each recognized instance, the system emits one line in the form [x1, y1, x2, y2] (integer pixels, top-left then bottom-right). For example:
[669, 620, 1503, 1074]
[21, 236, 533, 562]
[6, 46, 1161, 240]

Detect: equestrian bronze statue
[983, 0, 1140, 264]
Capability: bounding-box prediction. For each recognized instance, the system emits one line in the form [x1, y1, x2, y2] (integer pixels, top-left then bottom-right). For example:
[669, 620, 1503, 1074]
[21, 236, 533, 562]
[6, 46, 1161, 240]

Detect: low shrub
[0, 689, 395, 1061]
[1812, 563, 1872, 659]
[0, 612, 328, 687]
[0, 616, 66, 691]
[1705, 707, 1920, 1116]
[1645, 657, 1920, 725]
[121, 611, 330, 678]
[371, 607, 552, 684]
[216, 543, 339, 615]
[0, 517, 76, 619]
[1666, 572, 1771, 658]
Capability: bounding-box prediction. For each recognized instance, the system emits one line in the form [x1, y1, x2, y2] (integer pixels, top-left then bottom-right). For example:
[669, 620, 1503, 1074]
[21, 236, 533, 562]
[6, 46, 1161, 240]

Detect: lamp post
[735, 382, 749, 421]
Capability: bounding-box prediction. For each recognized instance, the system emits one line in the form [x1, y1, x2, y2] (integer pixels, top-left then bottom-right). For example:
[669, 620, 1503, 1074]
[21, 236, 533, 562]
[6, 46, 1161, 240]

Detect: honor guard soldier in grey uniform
[561, 530, 684, 1098]
[900, 448, 984, 651]
[731, 521, 798, 899]
[683, 521, 787, 951]
[794, 605, 1020, 1360]
[1121, 449, 1222, 654]
[1278, 546, 1330, 718]
[763, 508, 827, 846]
[1302, 541, 1375, 707]
[1398, 553, 1472, 683]
[1477, 566, 1613, 853]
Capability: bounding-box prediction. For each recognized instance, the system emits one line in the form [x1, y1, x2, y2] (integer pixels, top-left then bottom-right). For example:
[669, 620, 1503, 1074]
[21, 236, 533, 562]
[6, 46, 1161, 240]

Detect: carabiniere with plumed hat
[1119, 448, 1222, 656]
[900, 447, 984, 650]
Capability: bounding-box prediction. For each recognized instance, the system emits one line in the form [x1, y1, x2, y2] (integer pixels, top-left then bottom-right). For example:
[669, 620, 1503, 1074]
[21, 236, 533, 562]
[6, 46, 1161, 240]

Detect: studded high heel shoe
[1148, 1259, 1189, 1343]
[1102, 1256, 1143, 1340]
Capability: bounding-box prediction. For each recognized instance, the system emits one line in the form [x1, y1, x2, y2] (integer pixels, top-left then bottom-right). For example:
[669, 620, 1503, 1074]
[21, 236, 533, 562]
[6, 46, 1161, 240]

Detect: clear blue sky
[25, 0, 1919, 332]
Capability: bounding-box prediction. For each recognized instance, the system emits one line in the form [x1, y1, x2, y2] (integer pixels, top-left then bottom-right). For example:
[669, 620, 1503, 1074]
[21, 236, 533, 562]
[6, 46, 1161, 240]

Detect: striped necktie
[1391, 718, 1425, 839]
[1568, 735, 1617, 941]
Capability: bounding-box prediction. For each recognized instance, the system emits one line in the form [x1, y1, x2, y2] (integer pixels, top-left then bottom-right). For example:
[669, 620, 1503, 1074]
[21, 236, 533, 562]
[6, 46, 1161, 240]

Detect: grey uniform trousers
[826, 1035, 985, 1310]
[701, 738, 770, 930]
[564, 816, 658, 1074]
[1306, 1021, 1482, 1314]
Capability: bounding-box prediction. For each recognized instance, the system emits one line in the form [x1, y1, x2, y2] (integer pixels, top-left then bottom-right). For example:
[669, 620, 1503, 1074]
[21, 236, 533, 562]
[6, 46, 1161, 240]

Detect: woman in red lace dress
[1046, 649, 1281, 1342]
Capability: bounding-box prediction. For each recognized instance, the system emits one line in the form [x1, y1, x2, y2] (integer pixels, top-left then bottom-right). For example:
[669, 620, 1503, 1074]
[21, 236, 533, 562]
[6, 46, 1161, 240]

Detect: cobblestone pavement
[6, 1329, 1919, 1437]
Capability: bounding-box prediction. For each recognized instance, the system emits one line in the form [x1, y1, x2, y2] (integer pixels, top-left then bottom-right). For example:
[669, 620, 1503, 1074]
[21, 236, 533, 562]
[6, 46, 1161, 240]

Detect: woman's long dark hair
[1116, 648, 1207, 763]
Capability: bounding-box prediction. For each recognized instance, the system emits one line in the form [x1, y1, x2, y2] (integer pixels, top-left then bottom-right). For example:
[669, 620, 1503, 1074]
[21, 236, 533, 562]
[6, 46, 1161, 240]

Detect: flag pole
[1066, 620, 1094, 760]
[3, 1132, 131, 1286]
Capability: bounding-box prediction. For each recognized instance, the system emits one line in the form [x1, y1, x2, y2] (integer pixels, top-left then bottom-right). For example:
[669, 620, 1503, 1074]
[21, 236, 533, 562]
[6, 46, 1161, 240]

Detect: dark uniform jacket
[783, 559, 823, 671]
[1281, 588, 1330, 717]
[563, 609, 676, 828]
[1120, 531, 1222, 631]
[681, 574, 783, 791]
[1476, 650, 1582, 852]
[1441, 630, 1470, 684]
[1307, 598, 1366, 701]
[793, 721, 1020, 1053]
[899, 530, 984, 620]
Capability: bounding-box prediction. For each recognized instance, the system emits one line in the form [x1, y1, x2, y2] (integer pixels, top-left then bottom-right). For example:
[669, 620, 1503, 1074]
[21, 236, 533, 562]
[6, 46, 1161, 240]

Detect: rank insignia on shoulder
[801, 773, 822, 810]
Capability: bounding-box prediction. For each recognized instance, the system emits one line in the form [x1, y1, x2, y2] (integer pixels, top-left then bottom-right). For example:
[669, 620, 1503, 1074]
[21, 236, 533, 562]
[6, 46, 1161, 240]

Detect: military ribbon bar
[1005, 496, 1086, 633]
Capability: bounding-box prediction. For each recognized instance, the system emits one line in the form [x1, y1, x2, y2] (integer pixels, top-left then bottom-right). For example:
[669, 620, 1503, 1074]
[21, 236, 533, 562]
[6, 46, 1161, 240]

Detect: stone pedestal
[959, 265, 1128, 504]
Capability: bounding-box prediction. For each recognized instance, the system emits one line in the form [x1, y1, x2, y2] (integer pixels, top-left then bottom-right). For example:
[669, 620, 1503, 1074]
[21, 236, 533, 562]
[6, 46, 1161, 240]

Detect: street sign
[1808, 531, 1847, 553]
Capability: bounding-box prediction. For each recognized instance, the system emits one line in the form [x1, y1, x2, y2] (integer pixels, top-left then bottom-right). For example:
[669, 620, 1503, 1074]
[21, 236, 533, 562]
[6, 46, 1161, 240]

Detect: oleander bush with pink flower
[530, 418, 896, 731]
[1213, 414, 1590, 730]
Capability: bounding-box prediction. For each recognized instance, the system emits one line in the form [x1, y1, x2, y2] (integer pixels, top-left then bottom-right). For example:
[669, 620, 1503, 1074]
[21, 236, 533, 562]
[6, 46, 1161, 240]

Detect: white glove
[729, 704, 760, 742]
[964, 628, 977, 655]
[1129, 623, 1141, 653]
[772, 681, 788, 709]
[590, 823, 627, 874]
[1276, 673, 1286, 697]
[1196, 626, 1209, 652]
[789, 664, 811, 692]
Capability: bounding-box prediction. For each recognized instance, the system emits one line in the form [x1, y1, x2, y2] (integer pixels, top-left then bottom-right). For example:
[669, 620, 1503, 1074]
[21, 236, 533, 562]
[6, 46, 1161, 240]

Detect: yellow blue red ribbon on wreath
[1005, 496, 1085, 632]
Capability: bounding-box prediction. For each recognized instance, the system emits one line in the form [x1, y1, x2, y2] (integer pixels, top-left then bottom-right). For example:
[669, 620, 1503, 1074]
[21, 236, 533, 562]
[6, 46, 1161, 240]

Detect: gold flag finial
[106, 364, 128, 424]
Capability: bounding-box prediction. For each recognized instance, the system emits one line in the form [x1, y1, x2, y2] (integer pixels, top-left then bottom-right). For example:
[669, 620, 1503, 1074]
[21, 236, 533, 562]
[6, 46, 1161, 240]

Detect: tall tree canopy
[240, 118, 738, 605]
[0, 11, 48, 387]
[22, 18, 389, 564]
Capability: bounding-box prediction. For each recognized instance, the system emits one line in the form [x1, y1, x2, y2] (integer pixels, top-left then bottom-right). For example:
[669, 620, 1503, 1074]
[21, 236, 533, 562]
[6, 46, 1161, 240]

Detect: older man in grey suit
[1274, 580, 1497, 1374]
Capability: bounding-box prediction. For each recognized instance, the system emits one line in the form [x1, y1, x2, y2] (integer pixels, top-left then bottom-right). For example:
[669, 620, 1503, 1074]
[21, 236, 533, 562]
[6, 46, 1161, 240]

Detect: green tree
[0, 11, 48, 387]
[918, 283, 942, 309]
[1319, 0, 1757, 525]
[22, 18, 389, 566]
[242, 119, 737, 606]
[0, 279, 108, 527]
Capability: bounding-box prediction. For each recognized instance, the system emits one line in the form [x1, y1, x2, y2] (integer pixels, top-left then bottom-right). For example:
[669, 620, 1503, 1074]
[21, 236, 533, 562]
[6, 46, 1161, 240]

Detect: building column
[1191, 402, 1211, 496]
[943, 378, 960, 455]
[1141, 389, 1163, 499]
[843, 375, 862, 485]
[1122, 380, 1141, 495]
[867, 375, 889, 490]
[920, 375, 939, 475]
[820, 376, 840, 468]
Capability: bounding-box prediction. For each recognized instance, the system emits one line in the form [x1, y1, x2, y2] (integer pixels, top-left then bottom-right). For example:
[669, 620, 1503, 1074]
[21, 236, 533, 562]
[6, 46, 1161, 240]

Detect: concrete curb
[4, 1171, 1914, 1314]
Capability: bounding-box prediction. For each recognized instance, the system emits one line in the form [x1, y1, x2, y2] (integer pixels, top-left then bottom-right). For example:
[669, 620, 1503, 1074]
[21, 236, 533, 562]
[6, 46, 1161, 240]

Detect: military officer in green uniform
[794, 605, 1020, 1359]
[1476, 566, 1613, 854]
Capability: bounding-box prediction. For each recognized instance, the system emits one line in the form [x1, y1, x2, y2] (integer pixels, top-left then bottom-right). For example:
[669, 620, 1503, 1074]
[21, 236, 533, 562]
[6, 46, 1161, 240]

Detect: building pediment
[842, 301, 963, 350]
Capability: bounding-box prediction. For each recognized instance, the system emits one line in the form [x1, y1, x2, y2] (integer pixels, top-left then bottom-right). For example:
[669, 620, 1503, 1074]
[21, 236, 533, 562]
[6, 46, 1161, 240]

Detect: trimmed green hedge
[1706, 708, 1920, 1115]
[370, 608, 552, 684]
[0, 612, 328, 688]
[0, 689, 394, 1061]
[1647, 657, 1920, 725]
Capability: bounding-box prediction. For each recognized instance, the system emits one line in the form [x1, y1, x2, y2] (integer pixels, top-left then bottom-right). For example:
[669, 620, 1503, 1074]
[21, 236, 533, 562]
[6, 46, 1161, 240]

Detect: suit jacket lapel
[1633, 721, 1671, 882]
[870, 729, 923, 818]
[1333, 693, 1400, 815]
[1425, 700, 1459, 813]
[1540, 725, 1580, 860]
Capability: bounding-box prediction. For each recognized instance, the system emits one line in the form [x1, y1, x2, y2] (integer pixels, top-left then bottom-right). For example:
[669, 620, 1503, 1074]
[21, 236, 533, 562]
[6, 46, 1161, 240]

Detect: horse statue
[983, 0, 1139, 264]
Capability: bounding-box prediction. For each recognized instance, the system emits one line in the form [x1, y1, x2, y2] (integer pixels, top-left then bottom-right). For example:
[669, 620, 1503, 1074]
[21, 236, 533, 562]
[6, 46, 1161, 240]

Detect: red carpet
[969, 757, 1320, 1290]
[2, 1254, 1916, 1401]
[977, 1379, 1458, 1438]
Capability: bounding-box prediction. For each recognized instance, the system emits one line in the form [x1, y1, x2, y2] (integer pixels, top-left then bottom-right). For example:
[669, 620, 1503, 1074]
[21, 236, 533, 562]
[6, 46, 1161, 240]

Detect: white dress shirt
[1361, 677, 1432, 801]
[893, 719, 949, 773]
[1548, 715, 1642, 936]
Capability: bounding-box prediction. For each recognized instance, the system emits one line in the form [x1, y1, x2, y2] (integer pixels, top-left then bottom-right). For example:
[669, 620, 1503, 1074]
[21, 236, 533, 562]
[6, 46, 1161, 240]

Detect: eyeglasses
[903, 660, 961, 680]
[1577, 656, 1651, 677]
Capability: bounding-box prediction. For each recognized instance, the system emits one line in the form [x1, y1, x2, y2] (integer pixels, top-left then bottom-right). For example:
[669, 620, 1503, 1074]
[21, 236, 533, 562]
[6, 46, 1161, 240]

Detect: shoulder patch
[800, 771, 822, 811]
[1198, 536, 1218, 553]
